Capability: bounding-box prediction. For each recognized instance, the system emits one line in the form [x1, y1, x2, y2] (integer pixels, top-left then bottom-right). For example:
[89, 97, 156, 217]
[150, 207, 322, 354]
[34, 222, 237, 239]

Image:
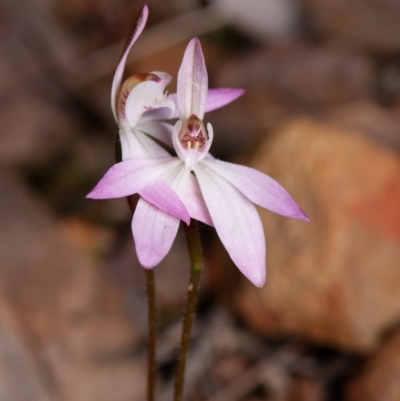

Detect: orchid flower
[89, 4, 246, 265]
[111, 4, 245, 159]
[104, 4, 246, 230]
[108, 4, 188, 223]
[88, 36, 308, 287]
[93, 3, 242, 232]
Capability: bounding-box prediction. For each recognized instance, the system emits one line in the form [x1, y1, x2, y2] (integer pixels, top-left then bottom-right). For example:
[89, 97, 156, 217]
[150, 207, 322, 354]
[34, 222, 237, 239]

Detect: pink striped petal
[139, 178, 190, 224]
[111, 5, 148, 121]
[195, 164, 266, 287]
[132, 163, 193, 267]
[185, 174, 213, 226]
[86, 158, 180, 199]
[161, 163, 213, 225]
[177, 38, 208, 120]
[162, 162, 190, 199]
[169, 88, 244, 117]
[204, 88, 245, 113]
[132, 198, 180, 268]
[203, 159, 309, 221]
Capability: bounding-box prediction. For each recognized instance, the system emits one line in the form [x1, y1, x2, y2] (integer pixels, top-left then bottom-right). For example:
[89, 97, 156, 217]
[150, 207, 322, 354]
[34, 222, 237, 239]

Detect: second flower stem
[126, 194, 157, 401]
[144, 268, 157, 401]
[174, 221, 204, 401]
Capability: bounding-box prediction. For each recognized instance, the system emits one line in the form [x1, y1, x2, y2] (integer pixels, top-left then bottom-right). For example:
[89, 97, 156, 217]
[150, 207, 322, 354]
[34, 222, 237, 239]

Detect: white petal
[119, 128, 171, 160]
[162, 161, 190, 199]
[125, 80, 165, 127]
[150, 71, 172, 86]
[177, 38, 208, 120]
[195, 164, 266, 287]
[137, 121, 174, 148]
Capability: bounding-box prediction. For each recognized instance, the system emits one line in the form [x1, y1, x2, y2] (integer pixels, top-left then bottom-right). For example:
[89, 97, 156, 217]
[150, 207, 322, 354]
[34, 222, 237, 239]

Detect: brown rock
[289, 376, 325, 401]
[0, 173, 144, 400]
[210, 118, 400, 352]
[328, 99, 400, 148]
[346, 329, 400, 401]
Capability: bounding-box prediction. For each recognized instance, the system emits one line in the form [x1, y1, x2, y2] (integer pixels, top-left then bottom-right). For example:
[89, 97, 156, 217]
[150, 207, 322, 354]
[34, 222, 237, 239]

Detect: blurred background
[1, 0, 400, 400]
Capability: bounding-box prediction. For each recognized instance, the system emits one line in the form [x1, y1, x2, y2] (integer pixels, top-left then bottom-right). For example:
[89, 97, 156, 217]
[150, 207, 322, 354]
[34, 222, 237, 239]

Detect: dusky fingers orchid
[170, 38, 309, 287]
[92, 34, 308, 286]
[89, 4, 247, 268]
[109, 4, 187, 222]
[111, 4, 246, 159]
[104, 4, 245, 227]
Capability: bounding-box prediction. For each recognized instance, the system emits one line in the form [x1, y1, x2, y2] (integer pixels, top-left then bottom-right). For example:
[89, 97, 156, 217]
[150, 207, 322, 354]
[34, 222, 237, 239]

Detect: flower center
[178, 114, 207, 151]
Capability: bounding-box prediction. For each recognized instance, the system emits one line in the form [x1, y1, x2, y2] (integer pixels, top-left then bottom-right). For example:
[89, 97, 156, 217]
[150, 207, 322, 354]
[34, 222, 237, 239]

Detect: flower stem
[144, 268, 157, 401]
[126, 194, 157, 401]
[174, 221, 203, 401]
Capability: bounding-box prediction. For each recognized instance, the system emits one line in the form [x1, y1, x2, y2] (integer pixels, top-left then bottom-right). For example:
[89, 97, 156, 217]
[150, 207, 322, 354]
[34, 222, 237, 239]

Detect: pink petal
[195, 164, 266, 287]
[159, 162, 190, 216]
[203, 159, 309, 221]
[139, 178, 190, 224]
[162, 162, 190, 196]
[169, 88, 244, 117]
[111, 5, 149, 122]
[86, 158, 180, 199]
[204, 88, 245, 113]
[177, 38, 208, 120]
[158, 160, 210, 225]
[132, 198, 180, 268]
[185, 173, 213, 226]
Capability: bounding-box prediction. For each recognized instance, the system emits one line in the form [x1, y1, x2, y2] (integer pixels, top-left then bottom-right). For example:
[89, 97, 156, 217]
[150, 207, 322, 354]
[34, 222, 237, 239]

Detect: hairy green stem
[126, 193, 157, 401]
[144, 268, 157, 401]
[174, 221, 203, 401]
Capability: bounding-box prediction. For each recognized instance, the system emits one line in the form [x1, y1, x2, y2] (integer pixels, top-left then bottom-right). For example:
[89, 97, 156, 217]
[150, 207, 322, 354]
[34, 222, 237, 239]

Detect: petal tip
[189, 37, 201, 46]
[86, 188, 100, 199]
[141, 263, 155, 270]
[296, 208, 310, 222]
[242, 264, 266, 287]
[182, 214, 191, 226]
[136, 248, 160, 269]
[250, 272, 266, 288]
